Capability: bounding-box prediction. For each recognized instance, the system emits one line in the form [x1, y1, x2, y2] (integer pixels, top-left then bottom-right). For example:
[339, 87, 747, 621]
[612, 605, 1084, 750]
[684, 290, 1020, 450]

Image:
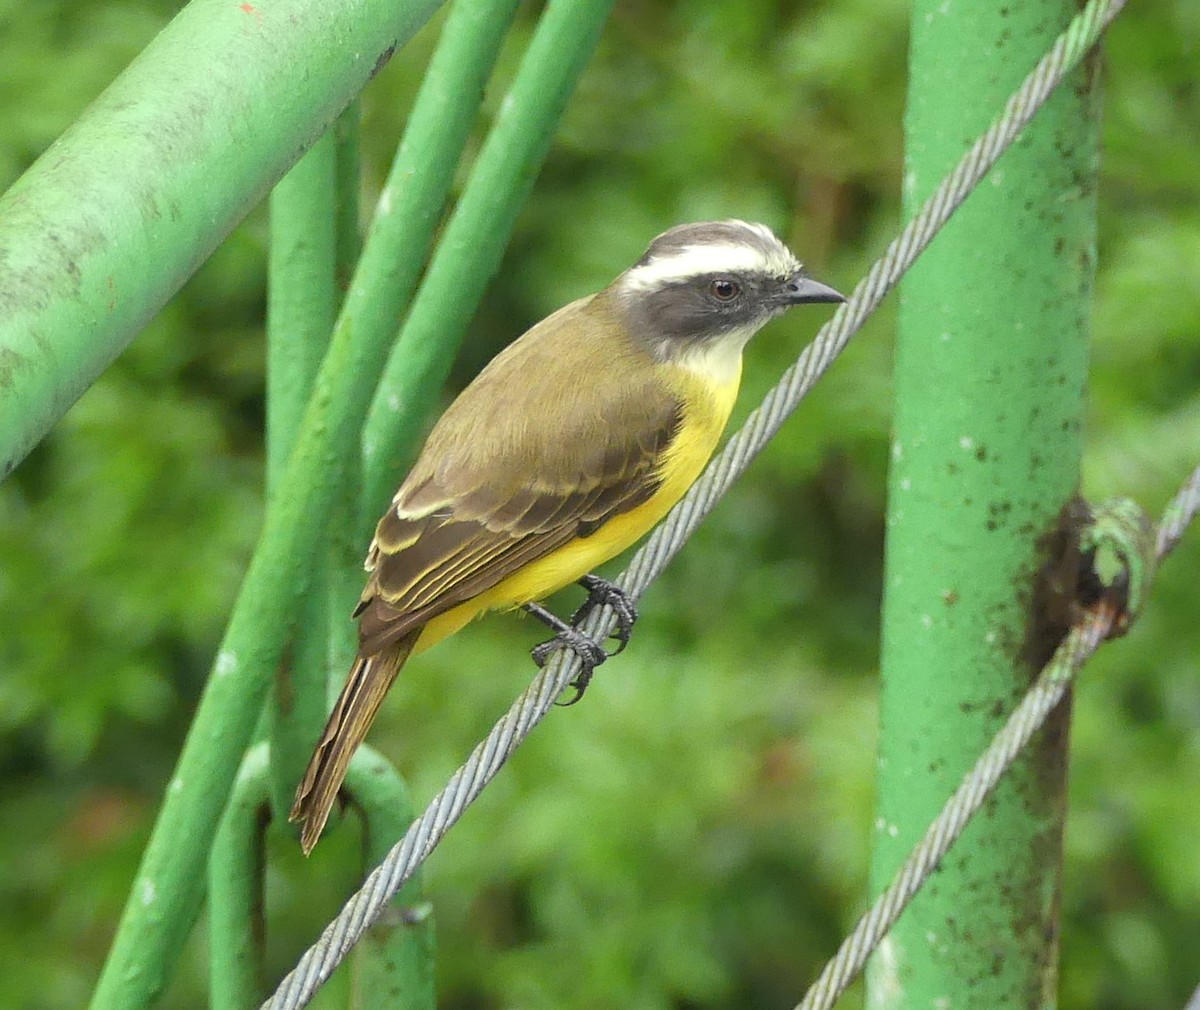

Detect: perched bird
[290, 220, 843, 852]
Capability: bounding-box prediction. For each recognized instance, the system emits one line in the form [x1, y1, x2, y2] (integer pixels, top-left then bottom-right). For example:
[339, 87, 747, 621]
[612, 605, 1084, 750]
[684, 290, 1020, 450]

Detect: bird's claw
[530, 626, 609, 670]
[572, 574, 638, 656]
[529, 627, 605, 706]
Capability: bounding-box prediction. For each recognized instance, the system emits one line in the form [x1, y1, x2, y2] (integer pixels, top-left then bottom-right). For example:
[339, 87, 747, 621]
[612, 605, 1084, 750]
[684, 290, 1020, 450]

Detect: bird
[289, 219, 844, 852]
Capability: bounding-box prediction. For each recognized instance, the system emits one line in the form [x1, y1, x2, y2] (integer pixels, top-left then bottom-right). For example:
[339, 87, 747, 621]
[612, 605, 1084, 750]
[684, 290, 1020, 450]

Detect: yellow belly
[412, 366, 740, 655]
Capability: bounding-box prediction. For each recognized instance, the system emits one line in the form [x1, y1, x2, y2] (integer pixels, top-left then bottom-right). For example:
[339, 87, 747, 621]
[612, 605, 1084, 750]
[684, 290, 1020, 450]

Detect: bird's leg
[523, 576, 638, 705]
[571, 574, 638, 655]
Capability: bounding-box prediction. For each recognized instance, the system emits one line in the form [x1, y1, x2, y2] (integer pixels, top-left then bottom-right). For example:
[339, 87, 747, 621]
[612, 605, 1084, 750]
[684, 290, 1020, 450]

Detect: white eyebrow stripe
[620, 241, 800, 292]
[738, 220, 780, 245]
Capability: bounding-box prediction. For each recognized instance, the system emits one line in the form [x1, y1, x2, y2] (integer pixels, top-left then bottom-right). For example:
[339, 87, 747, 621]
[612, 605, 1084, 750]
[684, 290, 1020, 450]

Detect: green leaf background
[0, 1, 1197, 1007]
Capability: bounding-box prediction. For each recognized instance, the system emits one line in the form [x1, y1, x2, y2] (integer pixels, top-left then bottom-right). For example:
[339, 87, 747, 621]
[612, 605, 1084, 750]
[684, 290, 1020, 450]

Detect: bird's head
[609, 220, 844, 374]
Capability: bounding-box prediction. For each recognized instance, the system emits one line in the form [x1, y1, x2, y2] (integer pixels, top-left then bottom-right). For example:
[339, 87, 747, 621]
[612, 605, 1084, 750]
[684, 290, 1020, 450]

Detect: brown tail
[289, 629, 420, 854]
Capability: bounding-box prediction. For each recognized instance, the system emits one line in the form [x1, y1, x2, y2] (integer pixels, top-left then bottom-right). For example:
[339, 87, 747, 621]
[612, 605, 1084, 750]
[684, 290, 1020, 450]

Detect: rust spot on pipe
[1023, 495, 1089, 671]
[371, 43, 397, 82]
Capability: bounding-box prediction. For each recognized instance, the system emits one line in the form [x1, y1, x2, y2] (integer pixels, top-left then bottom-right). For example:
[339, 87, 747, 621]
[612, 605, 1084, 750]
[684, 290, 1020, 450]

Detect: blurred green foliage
[1, 0, 1198, 1008]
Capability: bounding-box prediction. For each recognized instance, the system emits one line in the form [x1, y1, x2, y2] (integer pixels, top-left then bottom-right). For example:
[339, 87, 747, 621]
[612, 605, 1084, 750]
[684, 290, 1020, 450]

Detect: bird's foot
[528, 614, 609, 671]
[571, 574, 638, 656]
[530, 628, 605, 706]
[524, 580, 635, 705]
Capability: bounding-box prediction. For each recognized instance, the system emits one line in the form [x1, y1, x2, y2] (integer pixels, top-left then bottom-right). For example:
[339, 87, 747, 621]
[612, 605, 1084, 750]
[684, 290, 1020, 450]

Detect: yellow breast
[412, 362, 742, 653]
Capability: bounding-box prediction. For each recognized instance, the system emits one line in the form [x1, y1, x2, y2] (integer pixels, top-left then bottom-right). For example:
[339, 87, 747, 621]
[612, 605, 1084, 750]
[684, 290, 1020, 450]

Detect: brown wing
[355, 294, 682, 656]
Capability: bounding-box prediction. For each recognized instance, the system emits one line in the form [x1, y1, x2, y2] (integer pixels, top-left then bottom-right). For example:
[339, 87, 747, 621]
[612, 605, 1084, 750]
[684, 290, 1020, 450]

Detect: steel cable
[1184, 980, 1200, 1010]
[1155, 463, 1200, 559]
[264, 0, 1128, 1004]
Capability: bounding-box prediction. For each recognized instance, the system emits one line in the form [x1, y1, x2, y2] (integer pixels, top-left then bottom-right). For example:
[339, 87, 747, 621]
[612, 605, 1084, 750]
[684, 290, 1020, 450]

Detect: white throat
[670, 324, 757, 384]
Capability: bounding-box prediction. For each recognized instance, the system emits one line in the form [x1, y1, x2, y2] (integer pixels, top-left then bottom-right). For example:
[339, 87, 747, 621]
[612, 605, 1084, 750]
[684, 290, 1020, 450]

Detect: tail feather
[289, 630, 420, 853]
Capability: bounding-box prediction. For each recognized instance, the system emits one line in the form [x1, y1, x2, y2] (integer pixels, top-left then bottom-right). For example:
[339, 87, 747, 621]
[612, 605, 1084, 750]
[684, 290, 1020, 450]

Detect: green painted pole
[264, 131, 340, 818]
[322, 0, 523, 620]
[328, 101, 366, 692]
[868, 4, 1099, 1009]
[266, 131, 341, 499]
[209, 745, 272, 1010]
[342, 747, 436, 1009]
[360, 0, 619, 525]
[0, 0, 442, 480]
[333, 104, 364, 295]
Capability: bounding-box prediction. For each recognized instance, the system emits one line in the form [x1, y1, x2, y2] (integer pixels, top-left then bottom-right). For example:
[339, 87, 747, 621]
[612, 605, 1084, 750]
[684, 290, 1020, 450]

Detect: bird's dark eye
[709, 278, 741, 302]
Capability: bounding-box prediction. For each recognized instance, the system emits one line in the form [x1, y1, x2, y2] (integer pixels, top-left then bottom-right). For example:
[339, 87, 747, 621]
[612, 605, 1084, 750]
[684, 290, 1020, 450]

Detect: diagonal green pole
[209, 746, 273, 1010]
[264, 129, 342, 818]
[342, 748, 436, 1009]
[0, 0, 442, 481]
[868, 2, 1100, 1007]
[327, 103, 369, 683]
[328, 0, 523, 581]
[359, 0, 619, 525]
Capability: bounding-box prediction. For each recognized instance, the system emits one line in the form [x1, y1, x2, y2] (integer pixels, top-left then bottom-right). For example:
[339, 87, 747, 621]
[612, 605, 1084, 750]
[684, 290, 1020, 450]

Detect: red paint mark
[240, 2, 263, 21]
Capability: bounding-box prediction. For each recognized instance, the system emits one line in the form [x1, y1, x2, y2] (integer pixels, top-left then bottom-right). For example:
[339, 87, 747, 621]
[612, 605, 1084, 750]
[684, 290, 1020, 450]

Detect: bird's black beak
[780, 272, 846, 306]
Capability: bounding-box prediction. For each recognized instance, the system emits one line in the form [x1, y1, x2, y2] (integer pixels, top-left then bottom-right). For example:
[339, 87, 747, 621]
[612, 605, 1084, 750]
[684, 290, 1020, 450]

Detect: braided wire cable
[264, 0, 1126, 1005]
[1155, 463, 1200, 559]
[1185, 980, 1200, 1010]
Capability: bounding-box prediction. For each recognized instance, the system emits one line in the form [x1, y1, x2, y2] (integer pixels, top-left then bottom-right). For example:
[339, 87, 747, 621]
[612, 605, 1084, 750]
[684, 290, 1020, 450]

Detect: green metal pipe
[267, 108, 437, 1006]
[266, 130, 340, 497]
[264, 131, 340, 820]
[342, 747, 436, 1009]
[868, 4, 1099, 1009]
[209, 744, 272, 1010]
[322, 0, 522, 611]
[360, 0, 618, 524]
[0, 0, 442, 480]
[333, 103, 363, 294]
[328, 101, 366, 690]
